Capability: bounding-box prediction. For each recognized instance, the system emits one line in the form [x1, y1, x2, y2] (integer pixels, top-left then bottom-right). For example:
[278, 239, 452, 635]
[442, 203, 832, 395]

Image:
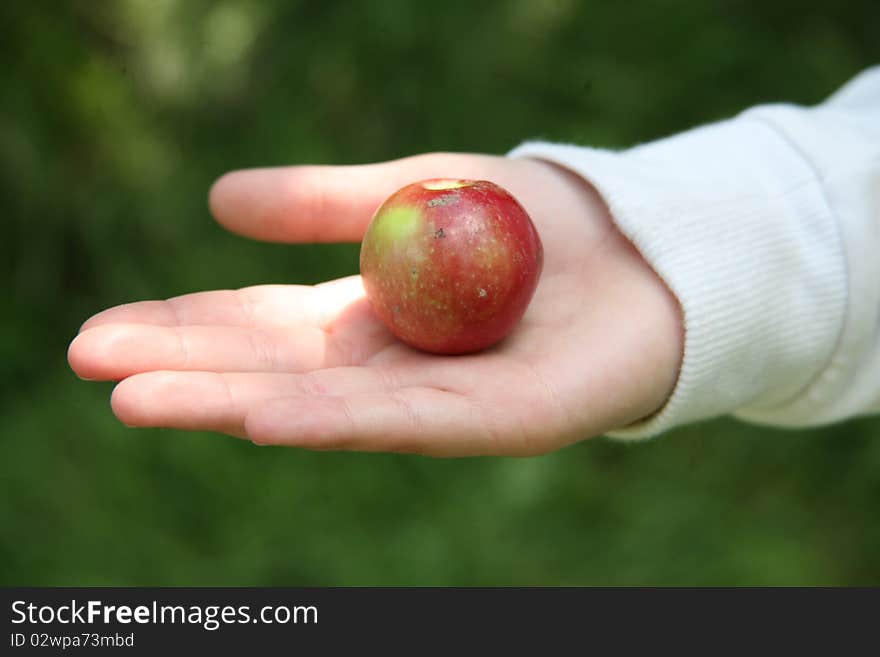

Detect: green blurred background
[2, 0, 879, 585]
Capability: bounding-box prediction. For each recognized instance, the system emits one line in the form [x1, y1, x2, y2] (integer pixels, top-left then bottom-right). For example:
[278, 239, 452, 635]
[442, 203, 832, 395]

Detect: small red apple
[359, 179, 543, 354]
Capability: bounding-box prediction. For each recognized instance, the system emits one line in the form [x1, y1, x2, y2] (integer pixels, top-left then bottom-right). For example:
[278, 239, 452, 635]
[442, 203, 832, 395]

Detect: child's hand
[68, 153, 683, 456]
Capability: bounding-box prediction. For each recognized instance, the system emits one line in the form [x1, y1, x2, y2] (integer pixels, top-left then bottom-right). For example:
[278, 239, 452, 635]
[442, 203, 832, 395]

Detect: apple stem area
[421, 180, 474, 191]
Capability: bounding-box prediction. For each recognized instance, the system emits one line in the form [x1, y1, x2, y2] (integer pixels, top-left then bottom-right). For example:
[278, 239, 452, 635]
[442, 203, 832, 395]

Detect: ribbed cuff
[509, 117, 846, 439]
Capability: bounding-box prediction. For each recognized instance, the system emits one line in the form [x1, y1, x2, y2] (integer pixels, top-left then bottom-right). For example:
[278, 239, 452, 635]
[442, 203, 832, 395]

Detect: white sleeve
[509, 66, 880, 440]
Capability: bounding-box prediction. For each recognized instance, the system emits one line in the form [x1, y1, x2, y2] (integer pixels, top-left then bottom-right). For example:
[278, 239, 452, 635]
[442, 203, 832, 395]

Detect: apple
[359, 178, 543, 354]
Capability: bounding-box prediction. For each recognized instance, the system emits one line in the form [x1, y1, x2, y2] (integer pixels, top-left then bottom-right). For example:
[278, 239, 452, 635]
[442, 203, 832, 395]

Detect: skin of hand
[67, 153, 684, 457]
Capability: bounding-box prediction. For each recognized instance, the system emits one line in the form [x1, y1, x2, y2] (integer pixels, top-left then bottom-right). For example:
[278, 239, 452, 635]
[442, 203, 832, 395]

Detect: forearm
[509, 66, 880, 438]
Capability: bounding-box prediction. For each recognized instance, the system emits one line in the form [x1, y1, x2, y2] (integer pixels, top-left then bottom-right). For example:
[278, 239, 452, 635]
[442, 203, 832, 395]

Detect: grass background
[2, 0, 879, 585]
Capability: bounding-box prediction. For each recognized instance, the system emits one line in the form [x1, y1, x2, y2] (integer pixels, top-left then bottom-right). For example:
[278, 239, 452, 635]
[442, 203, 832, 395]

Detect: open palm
[68, 153, 682, 456]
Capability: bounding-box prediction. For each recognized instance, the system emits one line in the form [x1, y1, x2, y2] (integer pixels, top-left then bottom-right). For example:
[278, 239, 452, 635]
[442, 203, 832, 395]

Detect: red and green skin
[359, 179, 543, 355]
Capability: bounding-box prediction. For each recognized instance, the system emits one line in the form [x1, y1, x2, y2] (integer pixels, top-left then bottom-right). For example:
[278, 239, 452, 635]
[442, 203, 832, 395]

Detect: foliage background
[2, 0, 879, 585]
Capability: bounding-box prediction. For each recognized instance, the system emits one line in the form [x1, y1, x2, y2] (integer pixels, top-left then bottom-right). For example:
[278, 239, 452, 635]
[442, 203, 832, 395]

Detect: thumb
[208, 152, 504, 244]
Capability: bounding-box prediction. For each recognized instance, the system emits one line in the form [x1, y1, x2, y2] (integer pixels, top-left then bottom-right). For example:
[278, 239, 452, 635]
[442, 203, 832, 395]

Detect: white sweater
[510, 66, 880, 440]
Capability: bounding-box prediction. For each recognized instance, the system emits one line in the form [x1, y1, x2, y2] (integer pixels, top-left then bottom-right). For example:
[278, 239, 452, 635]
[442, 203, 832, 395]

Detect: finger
[78, 276, 367, 333]
[112, 371, 254, 437]
[208, 152, 505, 243]
[68, 323, 360, 381]
[109, 366, 419, 436]
[245, 388, 526, 457]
